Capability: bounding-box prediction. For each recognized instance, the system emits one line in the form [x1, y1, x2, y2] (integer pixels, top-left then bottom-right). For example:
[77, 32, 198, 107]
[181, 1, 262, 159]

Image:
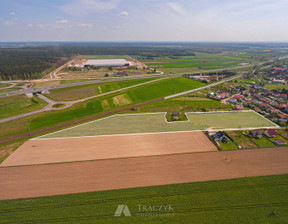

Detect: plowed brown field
[0, 147, 288, 200]
[1, 132, 216, 166]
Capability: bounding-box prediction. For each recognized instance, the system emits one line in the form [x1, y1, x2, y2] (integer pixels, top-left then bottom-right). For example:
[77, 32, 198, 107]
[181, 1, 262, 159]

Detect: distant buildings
[84, 59, 130, 67]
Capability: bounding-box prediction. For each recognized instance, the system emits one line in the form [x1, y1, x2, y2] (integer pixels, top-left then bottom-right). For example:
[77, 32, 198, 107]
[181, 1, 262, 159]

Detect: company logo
[114, 204, 175, 217]
[114, 205, 132, 217]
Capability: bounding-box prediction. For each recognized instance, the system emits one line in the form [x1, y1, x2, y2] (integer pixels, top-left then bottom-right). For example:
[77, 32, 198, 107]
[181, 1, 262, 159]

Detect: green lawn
[218, 139, 238, 150]
[248, 136, 276, 147]
[1, 174, 288, 223]
[45, 78, 158, 101]
[39, 111, 277, 139]
[0, 95, 48, 119]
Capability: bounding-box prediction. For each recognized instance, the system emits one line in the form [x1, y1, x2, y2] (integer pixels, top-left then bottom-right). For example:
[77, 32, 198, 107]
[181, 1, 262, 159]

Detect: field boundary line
[34, 126, 280, 141]
[33, 130, 204, 141]
[251, 110, 279, 128]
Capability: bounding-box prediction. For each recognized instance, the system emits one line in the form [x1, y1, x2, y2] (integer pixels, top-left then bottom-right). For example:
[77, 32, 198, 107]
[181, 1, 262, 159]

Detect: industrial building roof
[84, 59, 129, 67]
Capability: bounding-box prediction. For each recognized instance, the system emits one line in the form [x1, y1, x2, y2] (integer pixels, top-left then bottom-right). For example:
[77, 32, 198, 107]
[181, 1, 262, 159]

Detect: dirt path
[0, 147, 288, 200]
[1, 132, 217, 167]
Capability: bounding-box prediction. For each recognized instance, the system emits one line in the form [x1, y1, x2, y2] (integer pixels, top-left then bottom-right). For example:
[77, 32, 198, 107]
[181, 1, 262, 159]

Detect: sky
[0, 0, 288, 42]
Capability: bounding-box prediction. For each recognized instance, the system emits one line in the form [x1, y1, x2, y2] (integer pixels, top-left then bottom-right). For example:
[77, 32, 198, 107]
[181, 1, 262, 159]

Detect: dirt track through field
[1, 132, 217, 166]
[0, 147, 288, 200]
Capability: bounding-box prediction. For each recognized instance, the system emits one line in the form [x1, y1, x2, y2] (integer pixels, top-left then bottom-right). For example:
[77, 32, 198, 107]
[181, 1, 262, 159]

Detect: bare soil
[0, 147, 288, 200]
[1, 132, 217, 167]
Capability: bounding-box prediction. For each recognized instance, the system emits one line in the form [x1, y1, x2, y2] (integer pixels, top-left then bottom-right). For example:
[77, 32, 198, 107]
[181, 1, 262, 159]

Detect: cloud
[10, 12, 16, 16]
[120, 11, 128, 16]
[58, 19, 69, 24]
[167, 2, 186, 16]
[61, 0, 119, 16]
[2, 21, 14, 26]
[27, 24, 33, 27]
[78, 23, 94, 27]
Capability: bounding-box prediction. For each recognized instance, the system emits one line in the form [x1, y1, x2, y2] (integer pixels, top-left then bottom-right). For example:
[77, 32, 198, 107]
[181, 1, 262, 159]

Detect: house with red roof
[275, 139, 286, 145]
[278, 114, 287, 119]
[233, 105, 244, 110]
[263, 129, 277, 138]
[233, 95, 242, 100]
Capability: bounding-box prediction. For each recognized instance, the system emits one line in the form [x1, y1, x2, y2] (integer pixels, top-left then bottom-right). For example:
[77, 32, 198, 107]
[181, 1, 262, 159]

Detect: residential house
[233, 105, 244, 110]
[275, 139, 286, 145]
[263, 129, 277, 138]
[248, 130, 262, 139]
[210, 131, 229, 143]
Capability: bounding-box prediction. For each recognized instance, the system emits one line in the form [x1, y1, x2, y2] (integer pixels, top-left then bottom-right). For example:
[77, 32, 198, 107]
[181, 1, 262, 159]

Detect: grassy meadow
[0, 95, 47, 119]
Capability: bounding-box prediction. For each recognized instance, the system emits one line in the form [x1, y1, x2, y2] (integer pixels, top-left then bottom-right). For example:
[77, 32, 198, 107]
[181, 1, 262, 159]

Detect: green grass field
[0, 95, 48, 119]
[138, 97, 232, 112]
[1, 174, 288, 223]
[142, 52, 257, 74]
[45, 78, 158, 101]
[40, 111, 277, 139]
[264, 84, 288, 90]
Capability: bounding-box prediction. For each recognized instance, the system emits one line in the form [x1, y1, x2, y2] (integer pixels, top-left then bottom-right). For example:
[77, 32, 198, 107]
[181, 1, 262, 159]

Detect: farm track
[0, 147, 287, 200]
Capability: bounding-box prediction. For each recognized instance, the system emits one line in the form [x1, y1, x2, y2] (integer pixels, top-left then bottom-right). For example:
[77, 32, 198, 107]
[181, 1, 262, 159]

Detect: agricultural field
[3, 132, 217, 166]
[141, 52, 258, 74]
[226, 131, 258, 148]
[1, 174, 288, 223]
[40, 111, 276, 139]
[44, 78, 158, 101]
[0, 95, 47, 119]
[138, 96, 232, 113]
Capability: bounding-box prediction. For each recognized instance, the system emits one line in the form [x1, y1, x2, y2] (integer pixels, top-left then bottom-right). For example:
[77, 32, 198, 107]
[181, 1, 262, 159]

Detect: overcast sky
[1, 0, 288, 42]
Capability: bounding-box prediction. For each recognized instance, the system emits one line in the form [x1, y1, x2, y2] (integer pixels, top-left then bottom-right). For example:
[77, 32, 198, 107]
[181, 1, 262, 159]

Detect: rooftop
[84, 59, 129, 67]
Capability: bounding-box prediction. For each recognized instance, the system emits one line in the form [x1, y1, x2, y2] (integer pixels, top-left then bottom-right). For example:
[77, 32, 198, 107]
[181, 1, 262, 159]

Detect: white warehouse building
[84, 59, 130, 67]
